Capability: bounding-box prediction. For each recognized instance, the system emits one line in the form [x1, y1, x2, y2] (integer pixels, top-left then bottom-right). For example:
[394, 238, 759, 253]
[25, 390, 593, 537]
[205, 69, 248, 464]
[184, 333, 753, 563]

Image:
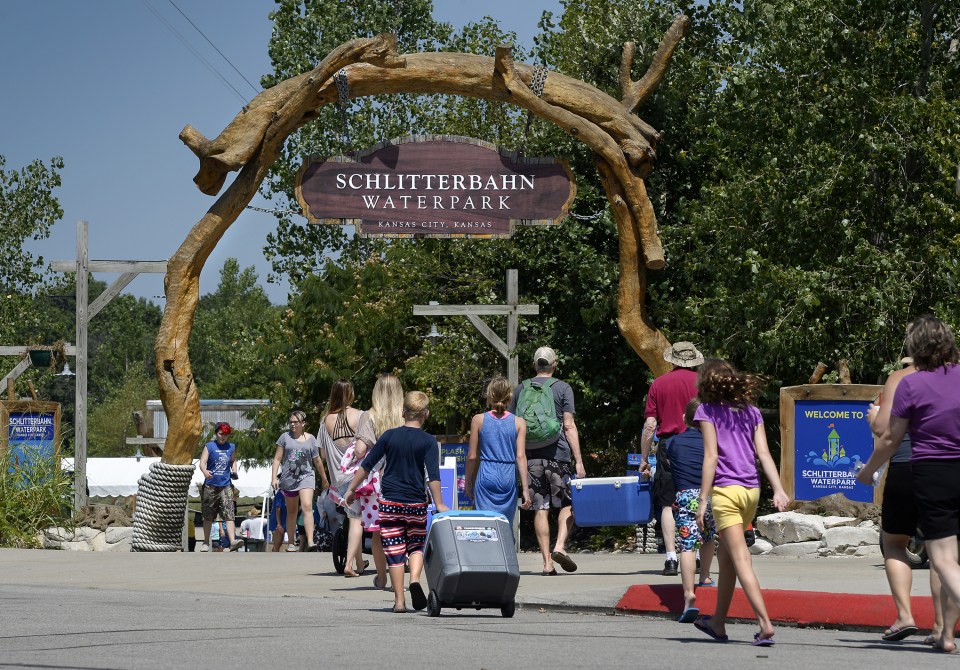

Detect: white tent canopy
[61, 457, 273, 499]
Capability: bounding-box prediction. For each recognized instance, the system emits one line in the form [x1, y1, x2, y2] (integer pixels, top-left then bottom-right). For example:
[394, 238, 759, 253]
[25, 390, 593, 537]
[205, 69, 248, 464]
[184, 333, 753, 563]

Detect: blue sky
[4, 1, 561, 305]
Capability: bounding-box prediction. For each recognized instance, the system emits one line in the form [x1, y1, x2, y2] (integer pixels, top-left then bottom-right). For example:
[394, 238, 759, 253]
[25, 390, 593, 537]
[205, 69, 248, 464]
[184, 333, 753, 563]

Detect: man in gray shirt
[510, 346, 585, 575]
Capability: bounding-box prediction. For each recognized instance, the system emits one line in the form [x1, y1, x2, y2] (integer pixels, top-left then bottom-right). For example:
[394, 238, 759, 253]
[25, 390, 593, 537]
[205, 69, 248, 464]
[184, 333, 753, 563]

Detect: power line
[165, 0, 261, 96]
[140, 0, 249, 105]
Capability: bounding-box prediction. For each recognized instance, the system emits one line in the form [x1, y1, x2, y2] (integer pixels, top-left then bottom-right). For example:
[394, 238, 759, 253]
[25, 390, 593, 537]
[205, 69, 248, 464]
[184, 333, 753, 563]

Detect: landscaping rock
[821, 516, 858, 529]
[821, 525, 880, 550]
[105, 527, 134, 544]
[750, 537, 775, 555]
[852, 545, 883, 558]
[44, 527, 73, 542]
[769, 540, 821, 556]
[756, 512, 825, 544]
[74, 526, 101, 541]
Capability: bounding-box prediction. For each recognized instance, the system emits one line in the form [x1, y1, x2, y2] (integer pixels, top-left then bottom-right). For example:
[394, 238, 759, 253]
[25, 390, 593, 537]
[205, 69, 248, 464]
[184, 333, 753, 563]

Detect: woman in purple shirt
[858, 316, 960, 653]
[693, 359, 789, 646]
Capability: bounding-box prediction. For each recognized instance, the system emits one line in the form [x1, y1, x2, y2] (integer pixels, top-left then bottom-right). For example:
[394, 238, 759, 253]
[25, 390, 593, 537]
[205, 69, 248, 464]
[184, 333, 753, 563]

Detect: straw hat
[663, 342, 704, 368]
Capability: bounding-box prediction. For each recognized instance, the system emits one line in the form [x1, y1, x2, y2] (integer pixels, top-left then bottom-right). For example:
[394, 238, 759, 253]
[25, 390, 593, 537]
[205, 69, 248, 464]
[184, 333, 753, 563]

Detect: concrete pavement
[0, 547, 935, 633]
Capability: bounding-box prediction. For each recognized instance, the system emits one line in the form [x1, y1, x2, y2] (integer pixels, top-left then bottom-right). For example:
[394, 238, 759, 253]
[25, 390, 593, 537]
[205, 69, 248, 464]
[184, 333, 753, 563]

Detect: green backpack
[516, 377, 562, 448]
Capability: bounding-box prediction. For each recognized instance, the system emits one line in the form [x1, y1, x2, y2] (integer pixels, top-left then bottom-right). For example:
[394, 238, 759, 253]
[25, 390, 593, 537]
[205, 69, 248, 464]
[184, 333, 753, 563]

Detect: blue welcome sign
[1, 401, 62, 480]
[794, 400, 874, 502]
[779, 385, 881, 504]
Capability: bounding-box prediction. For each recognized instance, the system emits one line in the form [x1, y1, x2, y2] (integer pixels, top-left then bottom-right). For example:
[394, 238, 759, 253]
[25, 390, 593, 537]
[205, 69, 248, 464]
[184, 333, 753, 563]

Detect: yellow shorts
[711, 485, 760, 532]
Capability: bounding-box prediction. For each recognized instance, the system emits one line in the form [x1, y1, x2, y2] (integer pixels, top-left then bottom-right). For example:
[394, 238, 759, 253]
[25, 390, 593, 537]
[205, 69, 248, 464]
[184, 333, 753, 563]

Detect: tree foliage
[0, 155, 63, 344]
[650, 0, 960, 390]
[87, 366, 158, 457]
[190, 258, 282, 399]
[238, 1, 960, 470]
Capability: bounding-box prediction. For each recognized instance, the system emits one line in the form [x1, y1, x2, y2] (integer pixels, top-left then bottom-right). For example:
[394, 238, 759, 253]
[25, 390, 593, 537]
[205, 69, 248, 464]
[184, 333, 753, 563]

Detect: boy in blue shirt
[199, 422, 242, 552]
[662, 399, 716, 621]
[345, 391, 449, 613]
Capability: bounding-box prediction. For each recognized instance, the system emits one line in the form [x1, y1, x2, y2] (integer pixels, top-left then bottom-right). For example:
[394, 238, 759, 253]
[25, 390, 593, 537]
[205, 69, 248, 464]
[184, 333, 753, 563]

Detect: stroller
[325, 488, 373, 574]
[327, 439, 379, 574]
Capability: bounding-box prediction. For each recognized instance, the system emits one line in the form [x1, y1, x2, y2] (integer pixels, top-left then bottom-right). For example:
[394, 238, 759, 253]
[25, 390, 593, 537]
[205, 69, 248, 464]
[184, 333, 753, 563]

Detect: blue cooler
[423, 510, 519, 617]
[570, 476, 653, 527]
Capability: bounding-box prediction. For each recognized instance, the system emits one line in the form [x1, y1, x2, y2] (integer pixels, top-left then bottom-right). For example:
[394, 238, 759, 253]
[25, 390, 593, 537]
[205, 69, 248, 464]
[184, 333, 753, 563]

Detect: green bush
[0, 448, 74, 548]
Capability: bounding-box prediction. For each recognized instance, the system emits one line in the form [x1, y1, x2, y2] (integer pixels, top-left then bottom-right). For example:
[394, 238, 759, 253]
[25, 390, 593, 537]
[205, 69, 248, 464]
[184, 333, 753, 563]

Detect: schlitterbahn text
[295, 136, 576, 238]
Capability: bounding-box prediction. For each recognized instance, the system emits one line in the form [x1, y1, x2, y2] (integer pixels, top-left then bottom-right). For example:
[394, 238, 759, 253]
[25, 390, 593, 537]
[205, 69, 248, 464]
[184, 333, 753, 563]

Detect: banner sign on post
[295, 135, 576, 238]
[779, 385, 882, 504]
[793, 400, 874, 503]
[1, 401, 62, 473]
[439, 442, 473, 510]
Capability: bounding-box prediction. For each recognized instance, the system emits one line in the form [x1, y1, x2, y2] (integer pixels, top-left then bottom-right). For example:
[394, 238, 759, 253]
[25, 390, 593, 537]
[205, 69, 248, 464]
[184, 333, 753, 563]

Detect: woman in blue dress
[465, 377, 532, 528]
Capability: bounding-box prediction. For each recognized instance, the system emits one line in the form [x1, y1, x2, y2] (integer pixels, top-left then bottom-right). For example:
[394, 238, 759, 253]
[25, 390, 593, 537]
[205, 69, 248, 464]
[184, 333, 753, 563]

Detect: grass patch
[0, 448, 75, 548]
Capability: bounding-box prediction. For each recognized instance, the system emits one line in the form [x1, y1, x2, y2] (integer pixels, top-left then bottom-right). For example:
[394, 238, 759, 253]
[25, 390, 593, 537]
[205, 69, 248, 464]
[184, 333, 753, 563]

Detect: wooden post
[75, 220, 89, 511]
[413, 269, 538, 387]
[47, 236, 166, 515]
[506, 269, 519, 388]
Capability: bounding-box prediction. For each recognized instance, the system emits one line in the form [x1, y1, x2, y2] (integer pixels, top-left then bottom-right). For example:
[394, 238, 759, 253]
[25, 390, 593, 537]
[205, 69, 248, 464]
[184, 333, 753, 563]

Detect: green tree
[87, 366, 158, 457]
[190, 258, 282, 400]
[0, 155, 63, 343]
[254, 1, 960, 476]
[255, 2, 667, 464]
[262, 0, 453, 285]
[22, 275, 162, 406]
[644, 0, 960, 389]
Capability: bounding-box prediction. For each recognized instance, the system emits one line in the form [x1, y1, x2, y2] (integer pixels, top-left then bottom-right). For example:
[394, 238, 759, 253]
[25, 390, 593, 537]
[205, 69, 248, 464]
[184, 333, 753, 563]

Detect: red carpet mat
[616, 583, 937, 629]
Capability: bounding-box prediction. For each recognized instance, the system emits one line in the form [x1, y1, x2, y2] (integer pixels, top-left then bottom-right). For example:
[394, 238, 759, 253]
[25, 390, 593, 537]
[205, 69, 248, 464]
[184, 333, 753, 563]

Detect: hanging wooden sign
[295, 135, 576, 238]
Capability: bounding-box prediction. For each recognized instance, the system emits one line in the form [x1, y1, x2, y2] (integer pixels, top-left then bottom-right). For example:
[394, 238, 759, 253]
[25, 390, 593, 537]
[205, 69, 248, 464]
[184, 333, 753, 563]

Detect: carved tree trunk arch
[160, 19, 688, 464]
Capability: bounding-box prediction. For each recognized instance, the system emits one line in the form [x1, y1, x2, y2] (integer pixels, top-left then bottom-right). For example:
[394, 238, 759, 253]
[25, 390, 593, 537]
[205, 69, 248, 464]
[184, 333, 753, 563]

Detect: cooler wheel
[427, 590, 441, 617]
[501, 600, 516, 618]
[331, 527, 347, 574]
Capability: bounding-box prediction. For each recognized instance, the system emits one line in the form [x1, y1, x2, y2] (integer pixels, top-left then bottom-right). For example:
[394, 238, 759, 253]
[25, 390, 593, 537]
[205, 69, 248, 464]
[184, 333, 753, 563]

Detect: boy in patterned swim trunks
[663, 399, 716, 621]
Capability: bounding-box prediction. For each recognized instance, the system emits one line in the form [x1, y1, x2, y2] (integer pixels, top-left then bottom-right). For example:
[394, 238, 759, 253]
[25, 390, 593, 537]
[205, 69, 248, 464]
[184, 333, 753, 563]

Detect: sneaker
[662, 559, 679, 576]
[229, 539, 244, 552]
[199, 543, 210, 553]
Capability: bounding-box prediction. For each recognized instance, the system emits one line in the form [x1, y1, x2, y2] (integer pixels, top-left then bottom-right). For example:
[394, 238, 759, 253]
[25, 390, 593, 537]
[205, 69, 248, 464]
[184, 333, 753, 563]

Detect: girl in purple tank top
[691, 359, 790, 647]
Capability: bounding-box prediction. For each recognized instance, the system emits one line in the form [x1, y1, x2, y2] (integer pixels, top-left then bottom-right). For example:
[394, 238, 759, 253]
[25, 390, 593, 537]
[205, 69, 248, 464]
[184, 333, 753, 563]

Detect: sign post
[779, 384, 883, 504]
[413, 269, 538, 388]
[1, 400, 62, 471]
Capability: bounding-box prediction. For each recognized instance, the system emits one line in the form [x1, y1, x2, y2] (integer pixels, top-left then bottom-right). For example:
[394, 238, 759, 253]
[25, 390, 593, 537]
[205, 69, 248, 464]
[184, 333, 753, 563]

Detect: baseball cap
[533, 346, 557, 366]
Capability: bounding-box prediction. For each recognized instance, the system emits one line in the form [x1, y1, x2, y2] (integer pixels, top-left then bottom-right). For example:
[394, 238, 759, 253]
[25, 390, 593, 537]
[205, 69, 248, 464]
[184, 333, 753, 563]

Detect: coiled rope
[131, 462, 195, 552]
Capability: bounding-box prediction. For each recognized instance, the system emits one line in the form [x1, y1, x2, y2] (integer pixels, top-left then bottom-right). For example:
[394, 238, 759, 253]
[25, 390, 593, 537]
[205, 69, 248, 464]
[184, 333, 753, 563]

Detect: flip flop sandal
[409, 582, 428, 611]
[693, 616, 728, 642]
[677, 607, 700, 624]
[285, 544, 298, 552]
[550, 551, 578, 572]
[752, 632, 775, 647]
[882, 625, 918, 642]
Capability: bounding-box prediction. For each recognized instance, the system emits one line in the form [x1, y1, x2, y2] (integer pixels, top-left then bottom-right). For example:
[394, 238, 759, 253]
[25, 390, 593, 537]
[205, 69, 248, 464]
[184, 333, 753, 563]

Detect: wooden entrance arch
[161, 19, 689, 464]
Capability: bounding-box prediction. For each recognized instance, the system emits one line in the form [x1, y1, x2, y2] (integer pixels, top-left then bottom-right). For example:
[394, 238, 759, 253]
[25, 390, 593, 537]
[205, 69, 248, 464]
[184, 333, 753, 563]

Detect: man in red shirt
[641, 342, 703, 576]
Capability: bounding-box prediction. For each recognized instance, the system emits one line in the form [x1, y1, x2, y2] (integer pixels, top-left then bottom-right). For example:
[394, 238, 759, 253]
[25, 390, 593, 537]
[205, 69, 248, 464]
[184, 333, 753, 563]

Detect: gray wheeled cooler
[423, 510, 520, 617]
